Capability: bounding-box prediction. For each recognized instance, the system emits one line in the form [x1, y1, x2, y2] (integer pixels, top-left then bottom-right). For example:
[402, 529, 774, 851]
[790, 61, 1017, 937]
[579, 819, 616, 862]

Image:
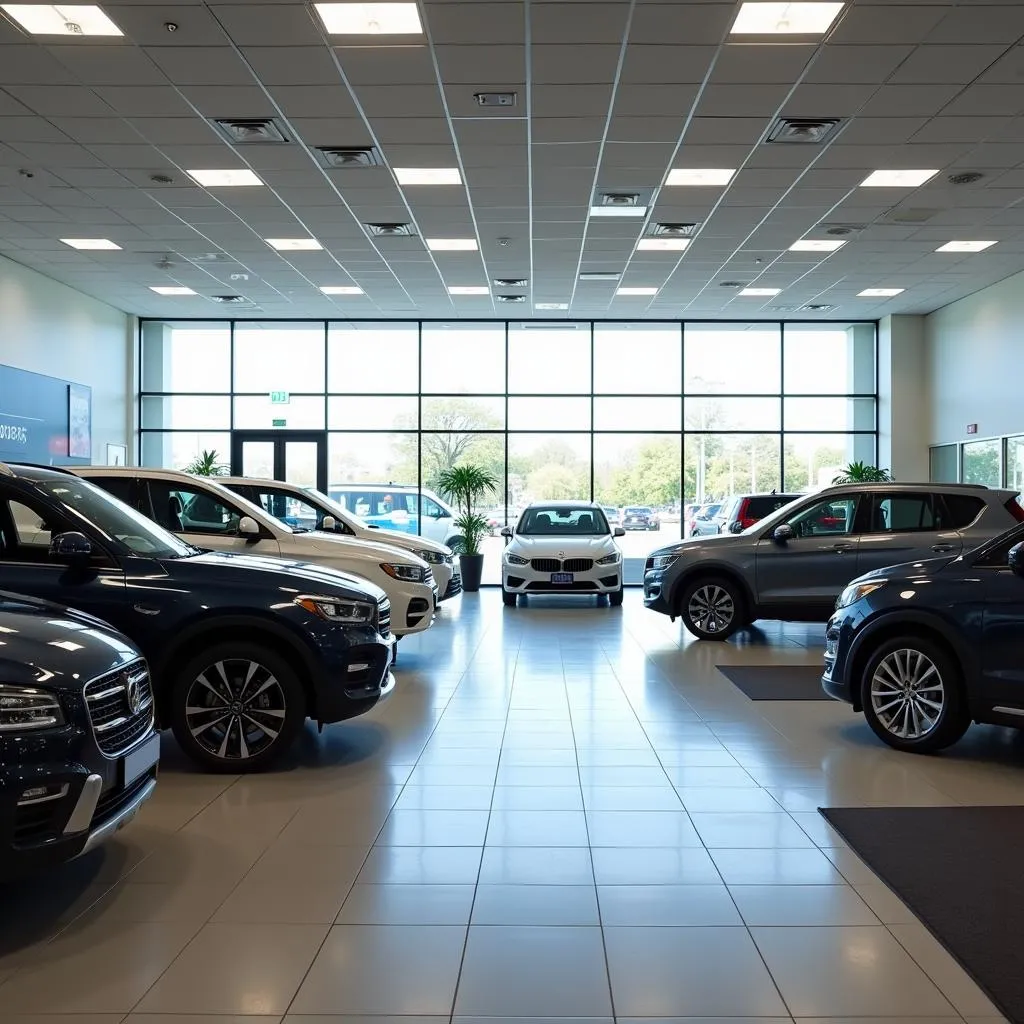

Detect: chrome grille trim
[83, 661, 155, 758]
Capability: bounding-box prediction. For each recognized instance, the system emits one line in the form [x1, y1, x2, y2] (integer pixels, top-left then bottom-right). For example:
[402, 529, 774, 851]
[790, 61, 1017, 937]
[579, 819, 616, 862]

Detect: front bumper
[315, 638, 396, 723]
[821, 614, 854, 704]
[440, 565, 462, 600]
[623, 520, 655, 530]
[643, 569, 674, 615]
[503, 562, 621, 595]
[389, 581, 437, 636]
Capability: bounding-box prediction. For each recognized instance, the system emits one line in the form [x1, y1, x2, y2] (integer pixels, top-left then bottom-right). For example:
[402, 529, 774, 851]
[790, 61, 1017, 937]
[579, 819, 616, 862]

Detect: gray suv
[644, 483, 1024, 640]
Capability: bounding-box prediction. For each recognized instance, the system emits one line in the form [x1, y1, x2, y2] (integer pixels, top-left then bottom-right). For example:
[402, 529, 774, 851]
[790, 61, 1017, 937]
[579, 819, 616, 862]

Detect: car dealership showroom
[4, 0, 1024, 1020]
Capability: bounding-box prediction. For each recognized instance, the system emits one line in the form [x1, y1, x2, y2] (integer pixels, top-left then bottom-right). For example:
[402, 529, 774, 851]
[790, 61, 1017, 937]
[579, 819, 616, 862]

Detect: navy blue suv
[824, 523, 1024, 753]
[0, 591, 158, 873]
[0, 464, 395, 771]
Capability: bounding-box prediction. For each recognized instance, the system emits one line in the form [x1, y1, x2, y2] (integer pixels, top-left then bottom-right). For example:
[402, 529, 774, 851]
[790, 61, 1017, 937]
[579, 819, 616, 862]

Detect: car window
[422, 496, 444, 518]
[940, 493, 986, 530]
[974, 525, 1024, 567]
[253, 488, 319, 531]
[90, 475, 135, 507]
[6, 499, 53, 553]
[746, 495, 795, 519]
[149, 481, 242, 536]
[786, 497, 857, 537]
[865, 493, 937, 534]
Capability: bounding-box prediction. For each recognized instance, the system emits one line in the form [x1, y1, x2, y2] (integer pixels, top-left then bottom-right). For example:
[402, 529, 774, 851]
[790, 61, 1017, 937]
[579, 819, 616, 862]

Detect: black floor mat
[717, 664, 831, 700]
[821, 805, 1024, 1024]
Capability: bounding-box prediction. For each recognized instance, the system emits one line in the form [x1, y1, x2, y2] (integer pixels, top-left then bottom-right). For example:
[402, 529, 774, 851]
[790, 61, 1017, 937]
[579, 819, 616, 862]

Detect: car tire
[169, 642, 306, 772]
[502, 588, 517, 607]
[860, 637, 970, 753]
[679, 576, 744, 641]
[609, 587, 624, 607]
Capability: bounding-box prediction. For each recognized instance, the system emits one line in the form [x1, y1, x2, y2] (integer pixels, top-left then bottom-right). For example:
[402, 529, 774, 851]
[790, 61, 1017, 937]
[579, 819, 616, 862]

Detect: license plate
[123, 733, 160, 787]
[551, 572, 574, 584]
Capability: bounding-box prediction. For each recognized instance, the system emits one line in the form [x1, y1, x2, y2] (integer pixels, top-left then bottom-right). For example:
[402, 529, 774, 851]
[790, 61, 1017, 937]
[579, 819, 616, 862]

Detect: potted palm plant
[435, 464, 498, 592]
[832, 461, 892, 484]
[184, 449, 227, 476]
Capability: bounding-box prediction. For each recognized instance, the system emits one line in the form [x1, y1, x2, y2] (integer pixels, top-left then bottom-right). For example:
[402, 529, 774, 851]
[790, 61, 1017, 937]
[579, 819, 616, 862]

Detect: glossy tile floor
[2, 591, 1021, 1024]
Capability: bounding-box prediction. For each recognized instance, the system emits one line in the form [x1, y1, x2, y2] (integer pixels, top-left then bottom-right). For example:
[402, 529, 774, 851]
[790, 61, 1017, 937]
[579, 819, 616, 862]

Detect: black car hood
[0, 590, 141, 691]
[856, 552, 963, 584]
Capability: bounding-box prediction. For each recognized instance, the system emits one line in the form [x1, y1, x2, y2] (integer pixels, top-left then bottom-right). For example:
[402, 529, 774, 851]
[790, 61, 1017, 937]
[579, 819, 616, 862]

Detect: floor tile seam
[882, 920, 977, 1021]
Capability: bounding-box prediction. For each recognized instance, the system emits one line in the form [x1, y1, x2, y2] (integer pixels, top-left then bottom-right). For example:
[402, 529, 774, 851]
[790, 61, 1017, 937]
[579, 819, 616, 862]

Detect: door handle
[832, 542, 853, 553]
[931, 543, 955, 553]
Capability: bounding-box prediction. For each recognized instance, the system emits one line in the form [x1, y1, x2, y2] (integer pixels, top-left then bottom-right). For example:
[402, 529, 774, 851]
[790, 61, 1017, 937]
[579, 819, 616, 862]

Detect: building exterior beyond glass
[140, 319, 878, 585]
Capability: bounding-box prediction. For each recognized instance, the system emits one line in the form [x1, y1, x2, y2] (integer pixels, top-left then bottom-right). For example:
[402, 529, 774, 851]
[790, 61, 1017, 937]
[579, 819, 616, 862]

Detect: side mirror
[773, 524, 795, 544]
[614, 526, 626, 538]
[321, 515, 337, 531]
[500, 526, 513, 538]
[238, 516, 260, 539]
[729, 521, 745, 534]
[50, 531, 92, 565]
[1009, 542, 1024, 578]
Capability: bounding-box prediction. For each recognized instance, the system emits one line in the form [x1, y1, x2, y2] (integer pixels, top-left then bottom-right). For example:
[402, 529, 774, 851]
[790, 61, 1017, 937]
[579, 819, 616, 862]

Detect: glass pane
[421, 323, 504, 393]
[141, 321, 230, 393]
[684, 324, 781, 393]
[284, 441, 319, 488]
[784, 397, 875, 432]
[962, 438, 1000, 486]
[784, 433, 875, 491]
[783, 323, 876, 394]
[787, 496, 858, 537]
[594, 324, 681, 394]
[423, 396, 504, 430]
[141, 395, 230, 430]
[1005, 436, 1024, 490]
[509, 396, 590, 431]
[594, 397, 680, 432]
[329, 396, 418, 430]
[328, 322, 418, 393]
[508, 324, 590, 393]
[685, 434, 782, 504]
[421, 430, 505, 494]
[233, 323, 325, 393]
[509, 434, 591, 504]
[930, 444, 959, 484]
[233, 396, 325, 430]
[329, 432, 417, 487]
[240, 441, 274, 479]
[685, 396, 779, 432]
[140, 431, 230, 472]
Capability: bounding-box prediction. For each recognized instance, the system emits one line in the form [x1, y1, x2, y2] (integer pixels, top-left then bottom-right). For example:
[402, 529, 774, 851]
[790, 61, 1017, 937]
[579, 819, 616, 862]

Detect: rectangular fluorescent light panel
[935, 240, 997, 253]
[858, 288, 904, 297]
[861, 169, 938, 188]
[740, 287, 782, 296]
[187, 169, 263, 187]
[789, 239, 846, 252]
[149, 286, 196, 296]
[314, 2, 422, 34]
[320, 285, 364, 295]
[2, 4, 122, 35]
[61, 238, 120, 250]
[426, 238, 478, 251]
[590, 205, 648, 218]
[394, 167, 462, 185]
[265, 238, 322, 251]
[638, 238, 690, 251]
[617, 287, 659, 296]
[579, 272, 621, 281]
[448, 286, 489, 295]
[666, 168, 736, 186]
[731, 2, 844, 35]
[535, 303, 568, 310]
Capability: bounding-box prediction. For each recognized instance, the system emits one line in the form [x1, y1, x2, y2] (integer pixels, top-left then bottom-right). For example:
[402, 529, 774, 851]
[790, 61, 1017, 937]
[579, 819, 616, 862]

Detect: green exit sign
[272, 418, 287, 428]
[269, 390, 290, 404]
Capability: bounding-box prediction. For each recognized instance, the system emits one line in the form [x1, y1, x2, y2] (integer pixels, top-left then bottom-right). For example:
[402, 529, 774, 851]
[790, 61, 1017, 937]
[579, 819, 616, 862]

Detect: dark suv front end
[0, 593, 158, 874]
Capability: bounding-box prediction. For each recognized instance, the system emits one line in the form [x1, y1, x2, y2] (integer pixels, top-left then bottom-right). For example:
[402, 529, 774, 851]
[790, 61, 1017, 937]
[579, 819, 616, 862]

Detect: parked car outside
[823, 523, 1024, 753]
[501, 502, 626, 606]
[75, 468, 437, 638]
[688, 503, 723, 537]
[644, 482, 1024, 640]
[718, 493, 802, 534]
[329, 483, 463, 549]
[220, 476, 461, 601]
[0, 464, 396, 770]
[0, 591, 158, 873]
[602, 506, 621, 527]
[622, 506, 659, 531]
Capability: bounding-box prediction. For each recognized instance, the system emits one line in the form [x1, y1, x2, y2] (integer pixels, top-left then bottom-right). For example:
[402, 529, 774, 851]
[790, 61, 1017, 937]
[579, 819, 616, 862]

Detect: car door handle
[832, 542, 854, 553]
[931, 543, 955, 553]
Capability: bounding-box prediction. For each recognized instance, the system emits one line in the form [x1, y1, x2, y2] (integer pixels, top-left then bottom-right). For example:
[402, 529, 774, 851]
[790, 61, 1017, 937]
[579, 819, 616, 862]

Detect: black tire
[860, 636, 969, 753]
[678, 575, 745, 641]
[168, 642, 306, 772]
[609, 587, 624, 607]
[502, 588, 517, 607]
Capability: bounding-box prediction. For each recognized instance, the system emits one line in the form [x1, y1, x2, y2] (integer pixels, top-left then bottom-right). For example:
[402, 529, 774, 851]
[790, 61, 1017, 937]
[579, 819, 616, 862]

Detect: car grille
[530, 558, 561, 572]
[377, 598, 392, 638]
[530, 557, 594, 573]
[94, 773, 151, 826]
[446, 572, 463, 598]
[83, 662, 154, 757]
[562, 558, 594, 573]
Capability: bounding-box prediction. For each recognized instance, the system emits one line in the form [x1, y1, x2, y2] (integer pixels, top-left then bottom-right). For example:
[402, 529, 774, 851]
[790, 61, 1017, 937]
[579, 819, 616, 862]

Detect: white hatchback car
[219, 476, 461, 600]
[74, 467, 437, 637]
[501, 501, 626, 606]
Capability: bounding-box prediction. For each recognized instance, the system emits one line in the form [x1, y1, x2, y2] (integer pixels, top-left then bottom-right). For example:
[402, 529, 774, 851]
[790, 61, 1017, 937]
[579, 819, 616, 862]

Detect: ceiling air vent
[210, 294, 248, 304]
[885, 208, 938, 224]
[824, 224, 864, 236]
[494, 278, 528, 288]
[803, 304, 835, 312]
[651, 222, 697, 237]
[315, 146, 383, 169]
[212, 118, 289, 145]
[599, 192, 642, 208]
[719, 281, 747, 288]
[949, 171, 983, 185]
[475, 91, 517, 107]
[366, 222, 415, 236]
[496, 294, 525, 303]
[766, 117, 843, 144]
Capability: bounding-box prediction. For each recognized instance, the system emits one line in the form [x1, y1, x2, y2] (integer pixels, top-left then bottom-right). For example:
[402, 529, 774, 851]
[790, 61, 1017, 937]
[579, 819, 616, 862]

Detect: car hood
[294, 532, 431, 568]
[853, 553, 964, 584]
[357, 525, 449, 555]
[509, 535, 619, 555]
[0, 589, 141, 690]
[651, 533, 745, 558]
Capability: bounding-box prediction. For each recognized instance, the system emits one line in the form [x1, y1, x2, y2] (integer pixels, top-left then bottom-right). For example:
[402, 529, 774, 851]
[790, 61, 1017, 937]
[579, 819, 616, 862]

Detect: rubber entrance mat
[717, 664, 831, 700]
[821, 806, 1024, 1024]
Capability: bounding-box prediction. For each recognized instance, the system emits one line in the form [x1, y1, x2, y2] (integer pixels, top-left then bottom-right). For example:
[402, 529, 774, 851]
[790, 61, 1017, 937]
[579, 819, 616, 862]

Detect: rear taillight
[1006, 497, 1024, 523]
[735, 499, 753, 530]
[740, 517, 757, 529]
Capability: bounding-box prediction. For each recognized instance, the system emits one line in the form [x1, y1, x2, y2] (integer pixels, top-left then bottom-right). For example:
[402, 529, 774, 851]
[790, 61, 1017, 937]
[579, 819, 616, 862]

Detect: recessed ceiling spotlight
[860, 169, 939, 188]
[149, 286, 195, 296]
[448, 285, 489, 295]
[858, 288, 904, 297]
[616, 287, 659, 296]
[789, 239, 847, 252]
[320, 285, 364, 295]
[265, 238, 322, 251]
[579, 272, 621, 281]
[740, 287, 782, 296]
[187, 169, 262, 187]
[535, 302, 568, 310]
[638, 238, 690, 251]
[731, 2, 844, 35]
[394, 167, 462, 185]
[314, 2, 422, 34]
[427, 238, 478, 251]
[61, 238, 120, 250]
[590, 206, 648, 218]
[666, 168, 736, 186]
[2, 4, 122, 35]
[935, 240, 997, 252]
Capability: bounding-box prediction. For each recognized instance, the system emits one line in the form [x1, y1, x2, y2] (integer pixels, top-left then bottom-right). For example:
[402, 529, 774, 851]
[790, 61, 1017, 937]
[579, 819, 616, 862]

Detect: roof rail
[5, 462, 76, 476]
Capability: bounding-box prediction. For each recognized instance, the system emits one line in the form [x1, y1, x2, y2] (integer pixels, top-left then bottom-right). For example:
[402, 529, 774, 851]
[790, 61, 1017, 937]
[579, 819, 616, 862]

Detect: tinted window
[975, 526, 1024, 567]
[252, 487, 319, 532]
[744, 495, 795, 519]
[866, 494, 936, 534]
[941, 493, 985, 530]
[149, 481, 242, 536]
[519, 507, 610, 535]
[90, 475, 135, 506]
[787, 497, 857, 537]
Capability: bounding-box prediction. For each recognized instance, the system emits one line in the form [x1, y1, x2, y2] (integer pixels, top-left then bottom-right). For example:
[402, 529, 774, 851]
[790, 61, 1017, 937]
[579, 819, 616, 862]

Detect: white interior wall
[878, 314, 930, 482]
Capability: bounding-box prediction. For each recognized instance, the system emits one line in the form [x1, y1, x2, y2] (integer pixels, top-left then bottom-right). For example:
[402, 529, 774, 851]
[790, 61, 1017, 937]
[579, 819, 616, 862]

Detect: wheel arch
[670, 562, 756, 620]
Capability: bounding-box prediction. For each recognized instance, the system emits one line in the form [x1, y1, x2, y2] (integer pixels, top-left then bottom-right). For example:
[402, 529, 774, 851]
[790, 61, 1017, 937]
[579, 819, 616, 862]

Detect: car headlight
[505, 553, 529, 565]
[646, 554, 678, 571]
[837, 580, 888, 609]
[413, 548, 445, 564]
[381, 562, 428, 583]
[596, 551, 621, 565]
[295, 595, 376, 624]
[0, 685, 64, 732]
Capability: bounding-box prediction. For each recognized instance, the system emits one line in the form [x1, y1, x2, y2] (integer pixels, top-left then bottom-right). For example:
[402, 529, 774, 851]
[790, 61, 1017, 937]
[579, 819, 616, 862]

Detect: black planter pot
[459, 553, 484, 592]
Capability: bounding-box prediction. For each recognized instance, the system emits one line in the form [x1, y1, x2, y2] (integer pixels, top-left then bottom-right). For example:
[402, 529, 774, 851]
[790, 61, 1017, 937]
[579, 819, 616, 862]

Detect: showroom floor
[0, 592, 1019, 1023]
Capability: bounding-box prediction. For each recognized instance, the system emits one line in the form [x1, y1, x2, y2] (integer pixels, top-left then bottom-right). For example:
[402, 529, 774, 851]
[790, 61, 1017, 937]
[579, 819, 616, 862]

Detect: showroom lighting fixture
[313, 2, 422, 34]
[60, 238, 120, 249]
[616, 287, 659, 296]
[426, 238, 478, 251]
[186, 169, 263, 187]
[448, 286, 489, 295]
[590, 205, 648, 218]
[637, 238, 690, 251]
[731, 2, 844, 35]
[935, 240, 997, 252]
[858, 287, 904, 297]
[319, 285, 364, 295]
[789, 239, 846, 252]
[535, 302, 569, 310]
[740, 286, 782, 296]
[1, 4, 122, 35]
[860, 169, 938, 188]
[666, 168, 736, 186]
[579, 272, 620, 281]
[265, 238, 322, 251]
[149, 286, 196, 295]
[394, 167, 461, 185]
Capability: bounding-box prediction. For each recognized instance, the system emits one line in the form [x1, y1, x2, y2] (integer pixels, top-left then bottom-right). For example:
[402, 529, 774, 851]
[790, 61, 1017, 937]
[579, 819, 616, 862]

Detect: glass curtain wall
[140, 319, 878, 585]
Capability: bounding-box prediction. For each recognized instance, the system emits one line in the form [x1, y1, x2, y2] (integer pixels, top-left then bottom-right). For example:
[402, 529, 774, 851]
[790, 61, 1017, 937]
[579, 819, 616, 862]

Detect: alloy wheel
[688, 584, 735, 635]
[869, 648, 945, 741]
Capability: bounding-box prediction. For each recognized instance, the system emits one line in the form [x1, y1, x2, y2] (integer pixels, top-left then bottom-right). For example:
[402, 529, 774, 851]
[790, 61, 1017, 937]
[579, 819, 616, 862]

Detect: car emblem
[559, 551, 564, 557]
[125, 673, 142, 716]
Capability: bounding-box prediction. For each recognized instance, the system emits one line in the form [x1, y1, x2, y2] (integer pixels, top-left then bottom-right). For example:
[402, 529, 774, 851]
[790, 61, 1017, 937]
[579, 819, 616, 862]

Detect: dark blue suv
[0, 464, 395, 771]
[824, 523, 1024, 753]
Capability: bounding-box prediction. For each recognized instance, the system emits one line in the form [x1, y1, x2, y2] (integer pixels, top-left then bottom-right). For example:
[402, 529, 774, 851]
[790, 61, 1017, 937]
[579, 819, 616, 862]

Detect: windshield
[625, 507, 651, 515]
[35, 477, 197, 559]
[518, 506, 610, 536]
[302, 487, 361, 526]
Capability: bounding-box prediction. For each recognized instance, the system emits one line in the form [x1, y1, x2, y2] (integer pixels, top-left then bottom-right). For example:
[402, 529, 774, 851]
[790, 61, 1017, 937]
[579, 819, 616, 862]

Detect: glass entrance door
[231, 431, 327, 490]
